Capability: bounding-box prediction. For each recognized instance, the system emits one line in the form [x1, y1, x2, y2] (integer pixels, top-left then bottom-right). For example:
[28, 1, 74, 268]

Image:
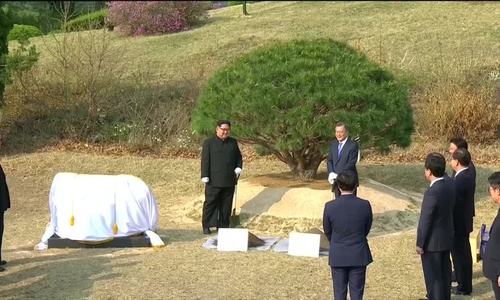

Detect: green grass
[21, 1, 500, 84]
[358, 162, 497, 200]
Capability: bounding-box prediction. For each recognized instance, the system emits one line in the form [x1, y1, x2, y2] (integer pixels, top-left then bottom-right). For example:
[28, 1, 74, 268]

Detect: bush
[107, 1, 210, 36]
[7, 24, 43, 41]
[192, 39, 414, 178]
[415, 82, 499, 143]
[63, 8, 108, 32]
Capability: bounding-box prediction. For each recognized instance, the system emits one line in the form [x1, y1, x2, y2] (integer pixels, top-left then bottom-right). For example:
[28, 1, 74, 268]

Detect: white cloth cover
[39, 172, 159, 244]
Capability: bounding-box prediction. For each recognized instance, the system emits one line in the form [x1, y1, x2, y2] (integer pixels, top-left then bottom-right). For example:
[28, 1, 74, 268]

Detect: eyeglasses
[218, 127, 230, 131]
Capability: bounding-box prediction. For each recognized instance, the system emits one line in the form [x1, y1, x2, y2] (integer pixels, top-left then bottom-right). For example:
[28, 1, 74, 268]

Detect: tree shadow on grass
[155, 228, 208, 244]
[0, 249, 140, 299]
[470, 269, 496, 299]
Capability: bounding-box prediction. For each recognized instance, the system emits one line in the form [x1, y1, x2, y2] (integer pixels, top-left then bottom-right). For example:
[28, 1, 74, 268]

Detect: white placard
[288, 232, 320, 258]
[217, 228, 249, 252]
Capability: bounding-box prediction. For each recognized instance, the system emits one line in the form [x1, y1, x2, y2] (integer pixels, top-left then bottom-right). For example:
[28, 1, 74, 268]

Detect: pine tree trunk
[242, 1, 249, 15]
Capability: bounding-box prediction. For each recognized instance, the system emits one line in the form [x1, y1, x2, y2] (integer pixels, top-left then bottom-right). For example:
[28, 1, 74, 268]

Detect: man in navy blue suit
[327, 122, 359, 199]
[417, 153, 455, 300]
[323, 170, 373, 300]
[449, 148, 474, 295]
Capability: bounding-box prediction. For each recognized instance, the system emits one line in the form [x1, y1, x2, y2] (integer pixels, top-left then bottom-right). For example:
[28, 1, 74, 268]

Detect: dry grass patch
[0, 151, 498, 299]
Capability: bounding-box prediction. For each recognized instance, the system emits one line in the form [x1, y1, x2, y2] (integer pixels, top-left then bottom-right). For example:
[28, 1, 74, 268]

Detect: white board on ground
[217, 228, 249, 252]
[288, 232, 320, 258]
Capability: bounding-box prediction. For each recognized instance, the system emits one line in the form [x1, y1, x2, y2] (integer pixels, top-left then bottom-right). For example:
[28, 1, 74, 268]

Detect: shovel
[230, 174, 241, 228]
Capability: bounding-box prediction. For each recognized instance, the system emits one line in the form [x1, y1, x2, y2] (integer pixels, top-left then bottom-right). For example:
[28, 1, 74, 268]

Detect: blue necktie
[338, 142, 342, 158]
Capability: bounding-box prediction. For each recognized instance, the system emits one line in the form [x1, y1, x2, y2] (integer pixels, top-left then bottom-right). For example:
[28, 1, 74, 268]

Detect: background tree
[192, 39, 414, 179]
[0, 4, 14, 107]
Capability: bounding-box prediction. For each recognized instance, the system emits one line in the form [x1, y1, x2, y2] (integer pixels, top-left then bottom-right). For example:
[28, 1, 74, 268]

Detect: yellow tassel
[70, 215, 75, 226]
[113, 223, 118, 235]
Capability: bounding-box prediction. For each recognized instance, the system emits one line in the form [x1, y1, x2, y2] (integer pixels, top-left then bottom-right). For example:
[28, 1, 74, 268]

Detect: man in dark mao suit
[323, 170, 373, 300]
[0, 162, 10, 272]
[200, 120, 242, 234]
[416, 152, 455, 300]
[449, 148, 474, 295]
[484, 172, 500, 299]
[327, 122, 359, 199]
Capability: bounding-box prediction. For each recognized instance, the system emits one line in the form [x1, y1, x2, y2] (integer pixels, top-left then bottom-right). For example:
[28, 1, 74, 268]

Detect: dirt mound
[185, 175, 421, 235]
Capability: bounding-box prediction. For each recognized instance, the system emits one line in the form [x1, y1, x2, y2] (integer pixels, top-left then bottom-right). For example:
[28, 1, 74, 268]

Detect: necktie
[338, 142, 342, 158]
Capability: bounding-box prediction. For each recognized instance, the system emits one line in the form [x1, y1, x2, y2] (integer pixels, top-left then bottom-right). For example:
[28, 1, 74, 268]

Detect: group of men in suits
[415, 137, 479, 299]
[322, 130, 487, 300]
[198, 120, 497, 299]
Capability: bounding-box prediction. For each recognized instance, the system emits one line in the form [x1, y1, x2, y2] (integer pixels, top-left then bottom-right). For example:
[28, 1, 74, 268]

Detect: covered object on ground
[36, 172, 163, 249]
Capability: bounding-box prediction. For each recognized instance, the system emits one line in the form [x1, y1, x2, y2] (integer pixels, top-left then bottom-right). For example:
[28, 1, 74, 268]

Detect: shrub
[63, 8, 108, 32]
[192, 39, 414, 178]
[107, 1, 210, 37]
[415, 82, 499, 143]
[7, 24, 43, 41]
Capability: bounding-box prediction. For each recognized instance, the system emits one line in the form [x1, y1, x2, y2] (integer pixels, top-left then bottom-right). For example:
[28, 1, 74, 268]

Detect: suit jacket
[0, 163, 10, 212]
[452, 168, 474, 236]
[416, 177, 455, 252]
[483, 208, 500, 282]
[201, 136, 242, 187]
[452, 161, 476, 216]
[323, 194, 373, 267]
[327, 138, 359, 183]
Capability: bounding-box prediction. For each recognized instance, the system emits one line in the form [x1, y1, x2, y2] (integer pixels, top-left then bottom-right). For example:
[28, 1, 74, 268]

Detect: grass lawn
[0, 151, 498, 299]
[25, 1, 500, 85]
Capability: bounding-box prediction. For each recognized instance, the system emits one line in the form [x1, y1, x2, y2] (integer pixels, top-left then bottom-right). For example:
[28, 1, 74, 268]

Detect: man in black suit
[323, 170, 373, 300]
[327, 122, 359, 199]
[449, 137, 476, 214]
[484, 172, 500, 299]
[449, 148, 474, 295]
[200, 120, 242, 234]
[448, 137, 477, 284]
[0, 162, 10, 272]
[416, 153, 455, 300]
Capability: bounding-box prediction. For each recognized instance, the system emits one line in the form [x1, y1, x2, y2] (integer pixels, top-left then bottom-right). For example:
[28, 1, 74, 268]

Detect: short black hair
[336, 170, 357, 192]
[488, 172, 500, 189]
[217, 120, 231, 127]
[452, 148, 471, 167]
[449, 137, 468, 150]
[425, 152, 446, 177]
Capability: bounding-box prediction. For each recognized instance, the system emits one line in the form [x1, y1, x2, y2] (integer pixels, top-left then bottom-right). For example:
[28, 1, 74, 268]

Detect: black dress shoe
[0, 260, 6, 266]
[203, 228, 211, 235]
[451, 287, 471, 296]
[0, 266, 4, 272]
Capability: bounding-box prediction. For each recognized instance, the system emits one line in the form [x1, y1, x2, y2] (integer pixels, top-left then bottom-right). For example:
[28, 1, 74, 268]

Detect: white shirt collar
[455, 167, 469, 177]
[338, 137, 348, 145]
[430, 177, 444, 187]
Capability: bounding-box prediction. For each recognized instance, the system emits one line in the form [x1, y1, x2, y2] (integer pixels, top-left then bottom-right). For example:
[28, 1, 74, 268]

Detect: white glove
[201, 177, 209, 183]
[234, 167, 242, 175]
[328, 172, 337, 184]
